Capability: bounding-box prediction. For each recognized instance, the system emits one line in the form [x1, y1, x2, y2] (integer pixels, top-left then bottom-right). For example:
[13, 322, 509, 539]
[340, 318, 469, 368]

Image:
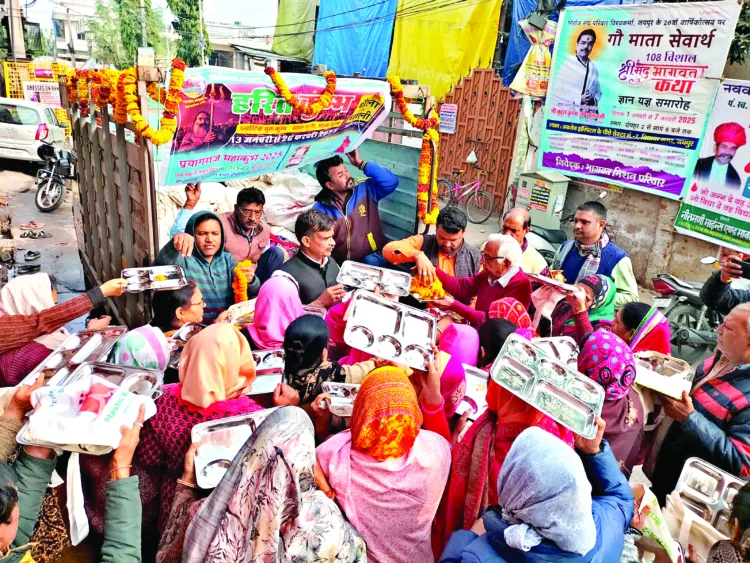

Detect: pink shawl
[316, 429, 450, 563]
[439, 324, 479, 367]
[246, 274, 304, 350]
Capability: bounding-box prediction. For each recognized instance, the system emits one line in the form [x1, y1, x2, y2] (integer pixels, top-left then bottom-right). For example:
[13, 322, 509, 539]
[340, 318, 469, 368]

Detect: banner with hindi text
[675, 79, 750, 252]
[164, 67, 391, 185]
[539, 2, 740, 199]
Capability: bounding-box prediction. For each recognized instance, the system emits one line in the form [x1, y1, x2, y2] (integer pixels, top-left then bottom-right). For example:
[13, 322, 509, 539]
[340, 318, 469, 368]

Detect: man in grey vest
[382, 206, 482, 282]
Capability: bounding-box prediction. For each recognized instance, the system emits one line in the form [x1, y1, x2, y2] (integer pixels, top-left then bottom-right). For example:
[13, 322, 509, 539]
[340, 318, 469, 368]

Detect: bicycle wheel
[437, 178, 456, 205]
[465, 189, 495, 224]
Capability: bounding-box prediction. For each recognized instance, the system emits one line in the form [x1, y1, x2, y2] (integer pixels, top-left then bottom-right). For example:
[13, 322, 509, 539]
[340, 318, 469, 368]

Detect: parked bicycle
[437, 167, 495, 224]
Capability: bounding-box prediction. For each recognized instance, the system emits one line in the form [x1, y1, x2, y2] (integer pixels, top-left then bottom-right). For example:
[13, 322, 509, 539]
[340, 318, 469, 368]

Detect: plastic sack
[631, 482, 683, 563]
[663, 492, 727, 563]
[263, 172, 320, 233]
[28, 375, 156, 448]
[509, 19, 558, 97]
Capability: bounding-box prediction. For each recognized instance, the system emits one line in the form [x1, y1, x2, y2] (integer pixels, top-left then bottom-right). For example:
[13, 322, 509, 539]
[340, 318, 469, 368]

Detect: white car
[0, 97, 65, 162]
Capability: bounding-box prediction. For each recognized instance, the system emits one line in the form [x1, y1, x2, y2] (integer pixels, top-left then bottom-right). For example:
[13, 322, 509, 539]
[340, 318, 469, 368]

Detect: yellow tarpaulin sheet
[387, 0, 503, 100]
[272, 0, 316, 62]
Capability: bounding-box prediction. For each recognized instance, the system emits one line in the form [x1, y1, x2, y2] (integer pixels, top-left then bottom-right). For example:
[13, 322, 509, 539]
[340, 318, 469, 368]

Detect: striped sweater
[651, 359, 750, 503]
[154, 210, 259, 320]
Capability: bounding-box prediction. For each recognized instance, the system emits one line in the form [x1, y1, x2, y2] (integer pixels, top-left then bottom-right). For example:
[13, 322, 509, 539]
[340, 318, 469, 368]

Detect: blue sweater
[313, 161, 398, 264]
[440, 441, 633, 563]
[557, 240, 628, 284]
[154, 210, 259, 320]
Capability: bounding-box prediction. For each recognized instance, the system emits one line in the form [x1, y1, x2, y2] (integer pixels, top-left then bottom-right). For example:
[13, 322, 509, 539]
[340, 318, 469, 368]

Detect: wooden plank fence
[61, 76, 159, 327]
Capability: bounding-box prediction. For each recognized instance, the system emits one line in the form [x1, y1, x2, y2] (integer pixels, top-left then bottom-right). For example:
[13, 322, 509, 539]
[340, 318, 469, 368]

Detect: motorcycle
[35, 142, 76, 213]
[651, 261, 722, 364]
[526, 224, 567, 265]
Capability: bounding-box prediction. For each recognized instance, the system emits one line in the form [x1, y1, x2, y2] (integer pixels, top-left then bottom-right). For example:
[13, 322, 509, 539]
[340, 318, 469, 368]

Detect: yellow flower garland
[388, 76, 440, 225]
[63, 59, 185, 146]
[232, 260, 254, 303]
[264, 67, 337, 116]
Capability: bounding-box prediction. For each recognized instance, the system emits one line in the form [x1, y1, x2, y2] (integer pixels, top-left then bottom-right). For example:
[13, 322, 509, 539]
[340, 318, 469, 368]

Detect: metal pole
[139, 0, 148, 47]
[198, 0, 206, 65]
[8, 0, 26, 60]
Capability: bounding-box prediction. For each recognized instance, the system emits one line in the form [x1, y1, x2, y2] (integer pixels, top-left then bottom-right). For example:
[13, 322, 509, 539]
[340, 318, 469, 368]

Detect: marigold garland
[232, 260, 254, 303]
[388, 76, 440, 225]
[76, 70, 91, 118]
[63, 59, 185, 146]
[410, 276, 445, 300]
[264, 67, 337, 116]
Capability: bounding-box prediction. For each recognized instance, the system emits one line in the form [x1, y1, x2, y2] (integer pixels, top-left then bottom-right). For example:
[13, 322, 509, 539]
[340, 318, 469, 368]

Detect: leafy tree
[88, 0, 171, 68]
[167, 0, 211, 67]
[88, 0, 127, 67]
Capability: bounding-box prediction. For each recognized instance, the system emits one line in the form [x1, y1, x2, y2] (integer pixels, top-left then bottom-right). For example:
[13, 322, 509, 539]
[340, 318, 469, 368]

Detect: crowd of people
[0, 149, 749, 562]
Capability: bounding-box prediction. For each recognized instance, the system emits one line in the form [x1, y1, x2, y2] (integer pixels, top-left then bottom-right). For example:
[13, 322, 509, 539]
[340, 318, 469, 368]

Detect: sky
[24, 0, 276, 31]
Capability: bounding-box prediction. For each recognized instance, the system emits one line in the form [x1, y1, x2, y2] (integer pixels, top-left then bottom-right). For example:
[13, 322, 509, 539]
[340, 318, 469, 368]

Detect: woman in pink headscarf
[438, 324, 479, 418]
[246, 273, 304, 350]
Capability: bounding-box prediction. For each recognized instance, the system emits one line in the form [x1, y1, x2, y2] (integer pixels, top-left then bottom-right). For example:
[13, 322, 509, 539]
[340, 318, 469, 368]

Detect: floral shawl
[182, 406, 366, 563]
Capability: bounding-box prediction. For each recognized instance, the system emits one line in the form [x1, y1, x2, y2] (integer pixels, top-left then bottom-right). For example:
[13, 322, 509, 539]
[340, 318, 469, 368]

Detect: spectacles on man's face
[481, 254, 505, 262]
[237, 207, 263, 218]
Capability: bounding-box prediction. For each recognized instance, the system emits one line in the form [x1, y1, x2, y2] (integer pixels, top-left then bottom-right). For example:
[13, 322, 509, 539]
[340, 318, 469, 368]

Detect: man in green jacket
[0, 377, 144, 562]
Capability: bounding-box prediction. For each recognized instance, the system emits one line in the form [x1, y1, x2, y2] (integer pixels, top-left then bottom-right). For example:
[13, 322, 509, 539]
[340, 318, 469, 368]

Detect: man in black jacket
[279, 210, 345, 306]
[700, 248, 750, 315]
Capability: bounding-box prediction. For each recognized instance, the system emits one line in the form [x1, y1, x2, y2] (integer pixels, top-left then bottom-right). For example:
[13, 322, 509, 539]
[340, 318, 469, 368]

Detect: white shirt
[489, 265, 520, 287]
[552, 55, 602, 108]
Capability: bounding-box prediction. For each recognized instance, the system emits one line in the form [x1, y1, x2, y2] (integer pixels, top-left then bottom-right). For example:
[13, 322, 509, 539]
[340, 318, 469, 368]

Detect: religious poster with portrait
[538, 1, 740, 199]
[675, 79, 750, 251]
[164, 67, 391, 185]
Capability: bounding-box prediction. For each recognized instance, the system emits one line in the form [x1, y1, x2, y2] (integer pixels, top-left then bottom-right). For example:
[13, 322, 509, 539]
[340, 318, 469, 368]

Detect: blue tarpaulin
[502, 0, 627, 87]
[313, 0, 399, 78]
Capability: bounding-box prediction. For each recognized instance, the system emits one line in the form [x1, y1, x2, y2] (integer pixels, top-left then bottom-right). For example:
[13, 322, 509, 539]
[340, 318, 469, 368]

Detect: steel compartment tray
[532, 337, 580, 368]
[122, 266, 187, 292]
[17, 361, 164, 454]
[490, 334, 605, 438]
[252, 349, 285, 375]
[675, 457, 744, 534]
[343, 290, 436, 369]
[191, 408, 278, 488]
[319, 383, 361, 418]
[19, 326, 128, 388]
[337, 261, 412, 297]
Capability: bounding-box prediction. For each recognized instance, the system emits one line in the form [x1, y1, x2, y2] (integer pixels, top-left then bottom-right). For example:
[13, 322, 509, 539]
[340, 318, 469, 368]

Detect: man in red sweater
[435, 234, 531, 328]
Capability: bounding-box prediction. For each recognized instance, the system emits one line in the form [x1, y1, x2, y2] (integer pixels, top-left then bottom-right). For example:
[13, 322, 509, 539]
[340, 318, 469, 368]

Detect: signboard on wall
[538, 1, 740, 199]
[675, 79, 750, 251]
[22, 81, 61, 107]
[164, 68, 391, 185]
[439, 103, 458, 134]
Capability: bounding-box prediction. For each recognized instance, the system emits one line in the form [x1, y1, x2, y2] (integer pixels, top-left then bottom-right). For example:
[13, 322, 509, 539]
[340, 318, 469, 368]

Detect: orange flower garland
[62, 60, 184, 145]
[121, 58, 185, 145]
[113, 71, 129, 125]
[410, 276, 445, 300]
[76, 70, 91, 118]
[264, 67, 337, 116]
[388, 76, 440, 225]
[232, 260, 254, 303]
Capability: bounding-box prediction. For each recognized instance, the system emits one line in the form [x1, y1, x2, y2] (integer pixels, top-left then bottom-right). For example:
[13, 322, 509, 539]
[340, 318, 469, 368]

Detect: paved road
[0, 159, 87, 331]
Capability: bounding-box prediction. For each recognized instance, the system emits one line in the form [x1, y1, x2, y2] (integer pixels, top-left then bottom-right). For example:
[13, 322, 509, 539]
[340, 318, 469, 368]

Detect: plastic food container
[343, 290, 435, 369]
[20, 327, 128, 387]
[337, 261, 412, 297]
[455, 366, 489, 421]
[675, 457, 744, 535]
[490, 334, 605, 438]
[191, 408, 278, 488]
[121, 266, 187, 292]
[16, 361, 164, 454]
